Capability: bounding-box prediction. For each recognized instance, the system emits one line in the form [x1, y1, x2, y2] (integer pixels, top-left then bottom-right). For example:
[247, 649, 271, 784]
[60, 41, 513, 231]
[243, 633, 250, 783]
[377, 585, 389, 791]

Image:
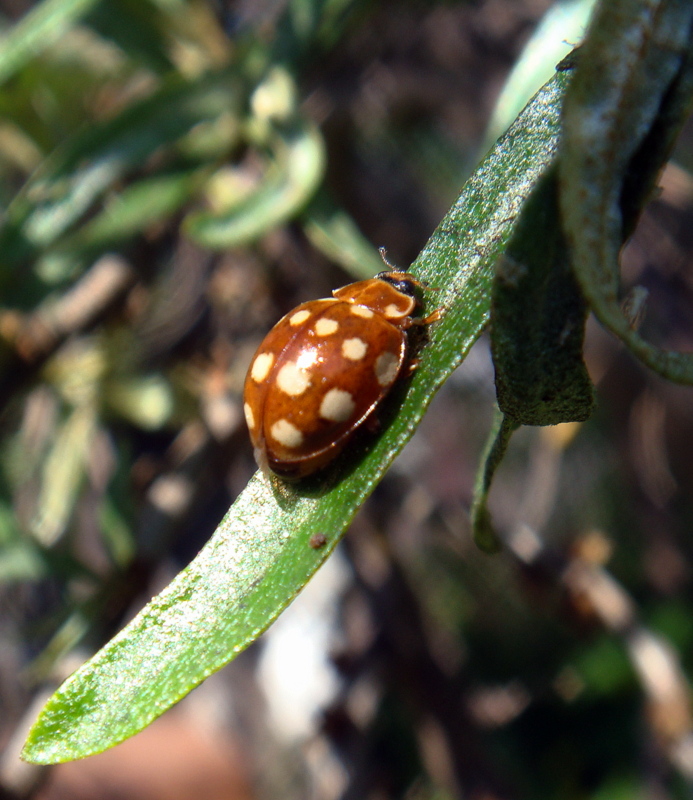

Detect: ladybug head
[376, 270, 422, 300]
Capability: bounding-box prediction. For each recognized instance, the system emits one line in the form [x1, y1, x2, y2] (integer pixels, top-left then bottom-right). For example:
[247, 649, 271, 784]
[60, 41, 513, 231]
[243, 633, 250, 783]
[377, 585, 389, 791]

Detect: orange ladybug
[243, 270, 436, 479]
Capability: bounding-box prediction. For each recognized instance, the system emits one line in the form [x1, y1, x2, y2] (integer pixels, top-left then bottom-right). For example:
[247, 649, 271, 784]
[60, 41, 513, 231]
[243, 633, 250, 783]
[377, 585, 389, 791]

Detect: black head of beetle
[376, 270, 424, 301]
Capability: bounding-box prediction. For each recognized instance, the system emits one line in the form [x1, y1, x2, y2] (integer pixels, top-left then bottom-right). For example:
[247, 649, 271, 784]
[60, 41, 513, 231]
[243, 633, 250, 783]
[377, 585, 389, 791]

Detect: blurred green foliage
[0, 0, 353, 617]
[0, 0, 366, 733]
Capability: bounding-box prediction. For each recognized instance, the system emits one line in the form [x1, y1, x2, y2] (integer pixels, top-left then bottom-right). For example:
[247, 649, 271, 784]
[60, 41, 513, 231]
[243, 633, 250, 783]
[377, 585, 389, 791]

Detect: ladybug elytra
[243, 270, 437, 480]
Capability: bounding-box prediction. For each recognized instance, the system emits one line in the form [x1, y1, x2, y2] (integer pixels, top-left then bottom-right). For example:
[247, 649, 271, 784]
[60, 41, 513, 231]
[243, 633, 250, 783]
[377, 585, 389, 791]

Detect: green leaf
[0, 503, 46, 583]
[84, 0, 175, 74]
[0, 0, 100, 86]
[470, 408, 517, 554]
[22, 66, 571, 765]
[560, 0, 693, 384]
[184, 122, 325, 249]
[492, 167, 595, 426]
[31, 406, 97, 547]
[303, 192, 386, 280]
[25, 611, 92, 684]
[103, 374, 174, 431]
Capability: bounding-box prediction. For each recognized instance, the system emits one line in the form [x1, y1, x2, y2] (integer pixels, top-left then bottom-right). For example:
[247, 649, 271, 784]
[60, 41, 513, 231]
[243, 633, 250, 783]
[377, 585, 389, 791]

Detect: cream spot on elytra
[350, 305, 374, 319]
[320, 388, 356, 422]
[276, 362, 311, 396]
[251, 352, 274, 382]
[270, 419, 303, 449]
[383, 303, 403, 318]
[315, 318, 339, 336]
[244, 403, 255, 430]
[289, 309, 311, 326]
[375, 352, 399, 386]
[342, 337, 368, 361]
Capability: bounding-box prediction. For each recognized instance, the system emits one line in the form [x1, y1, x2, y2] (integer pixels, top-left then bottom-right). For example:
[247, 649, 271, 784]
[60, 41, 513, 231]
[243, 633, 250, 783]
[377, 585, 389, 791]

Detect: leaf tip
[471, 502, 502, 554]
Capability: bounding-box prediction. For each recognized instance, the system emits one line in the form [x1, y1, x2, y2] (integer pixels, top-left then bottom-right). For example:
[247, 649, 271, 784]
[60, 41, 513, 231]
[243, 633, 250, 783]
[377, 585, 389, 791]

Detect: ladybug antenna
[378, 247, 398, 270]
[377, 247, 429, 293]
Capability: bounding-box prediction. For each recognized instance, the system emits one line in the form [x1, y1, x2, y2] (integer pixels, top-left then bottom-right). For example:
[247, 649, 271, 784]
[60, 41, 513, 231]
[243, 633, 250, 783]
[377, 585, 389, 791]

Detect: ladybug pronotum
[243, 270, 437, 480]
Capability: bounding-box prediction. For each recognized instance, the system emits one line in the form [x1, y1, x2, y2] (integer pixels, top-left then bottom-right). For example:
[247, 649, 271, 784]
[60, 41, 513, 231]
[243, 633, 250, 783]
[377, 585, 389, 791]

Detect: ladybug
[243, 270, 438, 480]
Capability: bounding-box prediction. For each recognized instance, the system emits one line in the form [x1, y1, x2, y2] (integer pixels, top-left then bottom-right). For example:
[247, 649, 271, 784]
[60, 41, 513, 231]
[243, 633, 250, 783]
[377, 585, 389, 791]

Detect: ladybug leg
[254, 444, 273, 480]
[402, 307, 444, 329]
[404, 358, 420, 377]
[417, 308, 443, 325]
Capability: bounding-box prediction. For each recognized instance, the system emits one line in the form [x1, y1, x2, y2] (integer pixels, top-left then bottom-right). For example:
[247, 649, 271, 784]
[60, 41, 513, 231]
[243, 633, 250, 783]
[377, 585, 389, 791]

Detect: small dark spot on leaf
[309, 532, 328, 549]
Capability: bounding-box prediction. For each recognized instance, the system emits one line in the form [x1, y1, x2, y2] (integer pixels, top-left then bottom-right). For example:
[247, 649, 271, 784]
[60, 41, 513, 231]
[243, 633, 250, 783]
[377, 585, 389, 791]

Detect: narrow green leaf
[25, 611, 91, 684]
[99, 494, 136, 568]
[0, 503, 46, 582]
[84, 0, 175, 74]
[31, 406, 96, 547]
[303, 192, 385, 280]
[0, 542, 46, 582]
[184, 122, 325, 248]
[0, 0, 99, 86]
[40, 168, 208, 272]
[22, 67, 571, 765]
[560, 0, 693, 384]
[471, 407, 516, 553]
